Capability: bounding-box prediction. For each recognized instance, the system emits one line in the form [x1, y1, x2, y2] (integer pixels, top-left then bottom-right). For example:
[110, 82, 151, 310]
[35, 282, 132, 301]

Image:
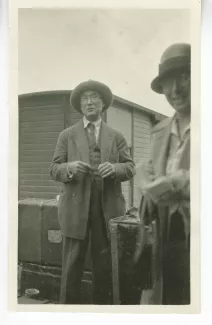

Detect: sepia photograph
[10, 1, 200, 313]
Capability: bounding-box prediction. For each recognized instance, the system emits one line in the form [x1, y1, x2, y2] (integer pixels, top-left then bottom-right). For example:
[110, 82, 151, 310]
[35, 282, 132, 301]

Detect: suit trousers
[60, 178, 112, 304]
[162, 211, 190, 305]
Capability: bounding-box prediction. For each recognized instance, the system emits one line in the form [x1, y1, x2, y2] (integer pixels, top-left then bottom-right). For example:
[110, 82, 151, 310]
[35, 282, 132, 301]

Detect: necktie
[87, 122, 96, 148]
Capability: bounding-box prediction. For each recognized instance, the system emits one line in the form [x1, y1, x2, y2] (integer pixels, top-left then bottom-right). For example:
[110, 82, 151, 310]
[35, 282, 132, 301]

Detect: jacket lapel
[156, 117, 173, 176]
[178, 136, 190, 170]
[100, 122, 115, 163]
[155, 115, 190, 175]
[71, 120, 90, 164]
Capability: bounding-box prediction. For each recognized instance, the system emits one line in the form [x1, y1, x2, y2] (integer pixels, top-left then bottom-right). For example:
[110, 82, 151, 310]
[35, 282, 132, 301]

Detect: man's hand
[98, 162, 116, 179]
[67, 161, 92, 176]
[168, 169, 189, 190]
[155, 170, 190, 205]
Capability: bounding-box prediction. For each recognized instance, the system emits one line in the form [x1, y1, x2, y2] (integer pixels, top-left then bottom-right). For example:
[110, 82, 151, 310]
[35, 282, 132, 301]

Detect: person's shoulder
[102, 122, 120, 134]
[58, 120, 82, 138]
[106, 124, 125, 139]
[151, 116, 172, 134]
[58, 127, 71, 138]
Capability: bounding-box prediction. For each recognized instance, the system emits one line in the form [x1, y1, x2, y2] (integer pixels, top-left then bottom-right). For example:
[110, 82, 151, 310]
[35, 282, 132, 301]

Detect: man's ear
[101, 99, 105, 110]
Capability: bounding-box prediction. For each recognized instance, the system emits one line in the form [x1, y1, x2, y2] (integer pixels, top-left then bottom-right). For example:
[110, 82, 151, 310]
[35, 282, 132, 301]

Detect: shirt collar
[83, 116, 102, 129]
[171, 115, 190, 138]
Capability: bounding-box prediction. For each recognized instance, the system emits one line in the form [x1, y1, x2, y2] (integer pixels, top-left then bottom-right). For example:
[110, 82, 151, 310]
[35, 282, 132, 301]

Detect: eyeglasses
[80, 95, 101, 103]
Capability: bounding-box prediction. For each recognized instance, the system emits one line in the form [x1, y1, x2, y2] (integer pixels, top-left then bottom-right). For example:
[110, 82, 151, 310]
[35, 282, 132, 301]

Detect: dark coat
[138, 116, 190, 304]
[50, 119, 135, 240]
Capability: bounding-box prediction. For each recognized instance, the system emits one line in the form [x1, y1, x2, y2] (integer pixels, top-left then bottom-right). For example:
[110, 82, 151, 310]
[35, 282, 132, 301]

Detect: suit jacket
[50, 119, 135, 240]
[150, 116, 190, 180]
[139, 115, 190, 304]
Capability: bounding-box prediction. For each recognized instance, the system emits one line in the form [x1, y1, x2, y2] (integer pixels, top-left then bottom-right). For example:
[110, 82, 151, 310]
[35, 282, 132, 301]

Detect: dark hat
[70, 80, 113, 113]
[151, 43, 191, 94]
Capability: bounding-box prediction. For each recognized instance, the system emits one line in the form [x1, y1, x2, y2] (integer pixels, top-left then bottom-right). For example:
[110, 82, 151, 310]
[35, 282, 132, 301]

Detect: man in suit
[50, 80, 135, 304]
[136, 43, 191, 305]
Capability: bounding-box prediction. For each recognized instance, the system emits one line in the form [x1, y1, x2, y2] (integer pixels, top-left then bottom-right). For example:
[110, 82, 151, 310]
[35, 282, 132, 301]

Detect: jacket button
[72, 193, 76, 197]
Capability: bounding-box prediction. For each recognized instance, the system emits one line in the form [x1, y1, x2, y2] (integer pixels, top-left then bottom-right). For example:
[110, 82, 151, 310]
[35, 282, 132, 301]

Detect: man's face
[161, 71, 190, 114]
[80, 90, 104, 121]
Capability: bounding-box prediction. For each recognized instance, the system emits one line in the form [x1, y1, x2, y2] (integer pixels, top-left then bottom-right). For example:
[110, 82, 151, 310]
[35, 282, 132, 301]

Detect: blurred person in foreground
[50, 80, 135, 304]
[135, 43, 191, 305]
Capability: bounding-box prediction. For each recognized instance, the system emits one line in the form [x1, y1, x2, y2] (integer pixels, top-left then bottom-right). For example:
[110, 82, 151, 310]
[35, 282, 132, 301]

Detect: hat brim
[151, 76, 164, 94]
[151, 62, 190, 94]
[70, 80, 113, 113]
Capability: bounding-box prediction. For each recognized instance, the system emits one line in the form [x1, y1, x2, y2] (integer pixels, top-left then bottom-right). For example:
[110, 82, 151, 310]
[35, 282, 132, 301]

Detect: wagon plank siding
[19, 96, 65, 200]
[133, 111, 152, 208]
[107, 105, 132, 209]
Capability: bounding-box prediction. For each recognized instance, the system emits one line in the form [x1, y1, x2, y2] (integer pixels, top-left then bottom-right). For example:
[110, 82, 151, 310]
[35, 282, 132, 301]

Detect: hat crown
[70, 79, 113, 113]
[151, 43, 191, 94]
[160, 43, 191, 64]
